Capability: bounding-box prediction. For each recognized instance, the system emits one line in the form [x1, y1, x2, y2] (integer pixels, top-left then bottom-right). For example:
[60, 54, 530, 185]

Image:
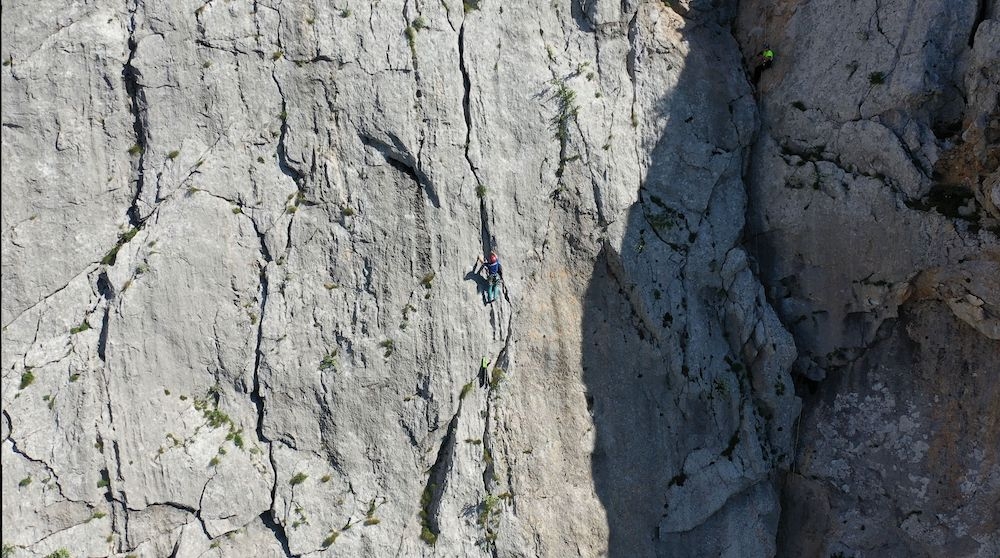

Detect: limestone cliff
[1, 1, 996, 557]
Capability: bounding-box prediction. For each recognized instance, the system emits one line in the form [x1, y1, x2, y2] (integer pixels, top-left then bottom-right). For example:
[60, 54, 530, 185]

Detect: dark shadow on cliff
[578, 3, 758, 557]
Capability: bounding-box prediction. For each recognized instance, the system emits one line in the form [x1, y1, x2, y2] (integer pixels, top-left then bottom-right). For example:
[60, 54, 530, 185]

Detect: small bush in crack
[18, 369, 35, 390]
[272, 50, 284, 61]
[209, 456, 220, 467]
[18, 477, 31, 488]
[412, 16, 428, 31]
[489, 367, 505, 389]
[90, 511, 107, 520]
[420, 525, 438, 545]
[97, 478, 109, 488]
[364, 497, 384, 525]
[420, 272, 436, 289]
[341, 205, 355, 217]
[319, 350, 338, 371]
[290, 472, 308, 486]
[167, 150, 180, 160]
[464, 0, 480, 13]
[340, 8, 351, 17]
[405, 26, 417, 51]
[868, 71, 885, 85]
[70, 320, 91, 335]
[322, 531, 339, 547]
[44, 550, 70, 558]
[379, 339, 395, 358]
[791, 101, 806, 111]
[478, 493, 500, 526]
[127, 143, 143, 156]
[231, 206, 242, 214]
[321, 474, 331, 483]
[286, 205, 297, 214]
[460, 382, 474, 400]
[475, 184, 487, 198]
[226, 429, 244, 449]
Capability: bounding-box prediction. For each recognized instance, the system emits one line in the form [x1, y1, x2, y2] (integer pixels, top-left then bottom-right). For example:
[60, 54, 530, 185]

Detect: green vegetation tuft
[379, 339, 395, 358]
[475, 184, 487, 198]
[420, 272, 436, 289]
[322, 531, 339, 547]
[550, 81, 579, 177]
[272, 50, 284, 61]
[127, 143, 143, 156]
[363, 517, 381, 526]
[290, 472, 308, 486]
[460, 382, 474, 400]
[412, 16, 428, 31]
[420, 525, 438, 545]
[19, 370, 35, 390]
[70, 321, 91, 335]
[868, 71, 885, 85]
[167, 150, 180, 160]
[489, 367, 505, 389]
[405, 26, 417, 51]
[320, 350, 338, 371]
[44, 550, 70, 558]
[340, 9, 351, 18]
[18, 477, 32, 488]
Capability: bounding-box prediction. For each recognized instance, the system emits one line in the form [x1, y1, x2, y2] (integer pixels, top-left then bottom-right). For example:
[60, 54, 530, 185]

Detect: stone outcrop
[2, 1, 996, 557]
[737, 0, 1000, 556]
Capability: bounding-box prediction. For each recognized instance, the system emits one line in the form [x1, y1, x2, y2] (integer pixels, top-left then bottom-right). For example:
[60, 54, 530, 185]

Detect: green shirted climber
[752, 44, 775, 84]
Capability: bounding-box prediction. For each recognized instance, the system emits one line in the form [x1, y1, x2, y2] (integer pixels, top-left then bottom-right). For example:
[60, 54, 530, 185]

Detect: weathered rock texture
[737, 0, 1000, 556]
[1, 1, 995, 558]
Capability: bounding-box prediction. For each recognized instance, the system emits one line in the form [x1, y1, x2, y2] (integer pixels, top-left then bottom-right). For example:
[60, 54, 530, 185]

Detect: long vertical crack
[459, 13, 497, 257]
[246, 214, 290, 555]
[968, 0, 988, 47]
[458, 20, 482, 189]
[420, 408, 460, 541]
[123, 0, 148, 227]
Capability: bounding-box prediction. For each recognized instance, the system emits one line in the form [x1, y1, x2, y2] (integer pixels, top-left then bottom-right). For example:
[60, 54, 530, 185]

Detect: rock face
[736, 0, 1000, 556]
[0, 2, 995, 558]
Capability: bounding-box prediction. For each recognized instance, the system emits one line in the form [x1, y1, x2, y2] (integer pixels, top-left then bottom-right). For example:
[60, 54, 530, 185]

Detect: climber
[752, 44, 774, 85]
[475, 250, 504, 304]
[760, 45, 775, 66]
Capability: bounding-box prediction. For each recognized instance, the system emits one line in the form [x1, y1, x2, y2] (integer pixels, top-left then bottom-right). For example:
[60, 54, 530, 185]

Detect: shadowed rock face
[1, 1, 996, 557]
[737, 0, 1000, 556]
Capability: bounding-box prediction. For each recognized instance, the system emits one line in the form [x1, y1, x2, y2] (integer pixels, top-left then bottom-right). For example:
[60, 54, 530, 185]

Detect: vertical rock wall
[5, 0, 995, 557]
[3, 1, 798, 556]
[737, 0, 999, 556]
